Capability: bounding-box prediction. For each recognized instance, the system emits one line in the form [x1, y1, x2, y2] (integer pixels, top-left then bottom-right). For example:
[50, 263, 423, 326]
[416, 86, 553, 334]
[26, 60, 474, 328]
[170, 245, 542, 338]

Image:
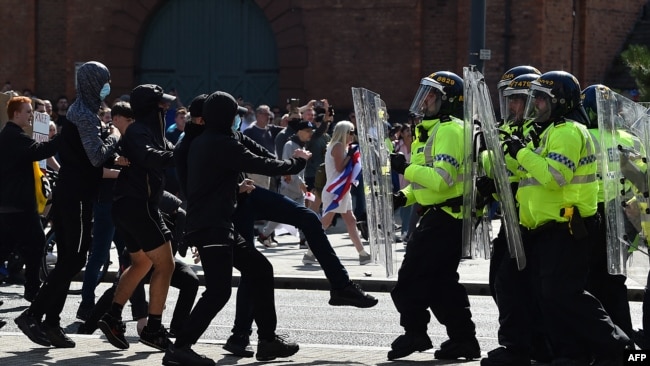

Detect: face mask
[99, 83, 111, 101]
[232, 115, 242, 131]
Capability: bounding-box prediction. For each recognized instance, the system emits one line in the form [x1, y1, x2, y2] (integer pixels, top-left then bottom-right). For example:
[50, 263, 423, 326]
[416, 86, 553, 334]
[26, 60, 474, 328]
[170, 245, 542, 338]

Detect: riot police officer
[488, 66, 542, 302]
[496, 65, 542, 124]
[505, 71, 629, 364]
[389, 71, 480, 361]
[480, 72, 552, 366]
[582, 84, 635, 342]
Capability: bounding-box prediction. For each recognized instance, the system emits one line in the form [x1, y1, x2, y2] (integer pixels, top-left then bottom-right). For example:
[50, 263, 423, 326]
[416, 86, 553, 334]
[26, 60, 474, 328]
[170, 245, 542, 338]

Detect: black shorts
[112, 198, 172, 253]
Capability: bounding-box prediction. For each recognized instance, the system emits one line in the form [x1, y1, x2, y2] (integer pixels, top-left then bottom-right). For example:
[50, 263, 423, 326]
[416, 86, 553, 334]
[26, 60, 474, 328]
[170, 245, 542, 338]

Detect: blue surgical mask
[99, 83, 111, 101]
[232, 115, 242, 131]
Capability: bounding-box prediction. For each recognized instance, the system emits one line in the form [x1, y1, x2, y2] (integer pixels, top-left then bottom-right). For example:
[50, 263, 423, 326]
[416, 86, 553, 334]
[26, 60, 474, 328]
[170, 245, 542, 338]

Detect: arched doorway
[137, 0, 278, 107]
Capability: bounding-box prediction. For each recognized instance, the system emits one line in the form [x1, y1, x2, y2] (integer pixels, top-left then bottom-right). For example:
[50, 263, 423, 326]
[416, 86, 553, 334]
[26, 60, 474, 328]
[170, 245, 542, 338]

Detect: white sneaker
[302, 251, 318, 265]
[257, 235, 277, 248]
[46, 253, 57, 265]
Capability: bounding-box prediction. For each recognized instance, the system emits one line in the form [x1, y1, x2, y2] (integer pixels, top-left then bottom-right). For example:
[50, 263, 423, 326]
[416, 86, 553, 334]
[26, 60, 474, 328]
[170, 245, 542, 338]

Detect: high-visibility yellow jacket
[515, 119, 598, 229]
[401, 116, 465, 218]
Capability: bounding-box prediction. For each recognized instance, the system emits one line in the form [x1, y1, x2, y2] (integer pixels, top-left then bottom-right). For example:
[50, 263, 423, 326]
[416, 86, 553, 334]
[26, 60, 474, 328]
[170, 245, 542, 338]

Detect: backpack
[33, 162, 51, 214]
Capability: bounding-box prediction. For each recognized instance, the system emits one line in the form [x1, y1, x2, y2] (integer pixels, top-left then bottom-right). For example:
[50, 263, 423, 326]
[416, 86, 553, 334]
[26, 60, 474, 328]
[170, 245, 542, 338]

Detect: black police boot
[434, 338, 481, 360]
[481, 346, 530, 366]
[387, 332, 433, 360]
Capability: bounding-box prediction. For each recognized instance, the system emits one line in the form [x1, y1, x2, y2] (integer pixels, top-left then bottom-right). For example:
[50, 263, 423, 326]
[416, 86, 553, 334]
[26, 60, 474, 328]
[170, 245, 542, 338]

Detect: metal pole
[469, 0, 487, 73]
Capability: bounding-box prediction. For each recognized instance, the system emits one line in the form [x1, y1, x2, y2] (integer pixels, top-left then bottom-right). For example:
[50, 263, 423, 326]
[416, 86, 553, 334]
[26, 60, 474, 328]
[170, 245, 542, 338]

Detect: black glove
[476, 176, 497, 197]
[504, 135, 526, 158]
[390, 153, 410, 175]
[393, 191, 407, 208]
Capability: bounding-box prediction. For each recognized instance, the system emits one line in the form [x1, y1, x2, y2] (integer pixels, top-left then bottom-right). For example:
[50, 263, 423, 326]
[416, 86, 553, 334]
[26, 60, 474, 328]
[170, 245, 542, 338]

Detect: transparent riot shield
[351, 87, 397, 277]
[461, 68, 491, 259]
[597, 89, 650, 280]
[464, 66, 526, 270]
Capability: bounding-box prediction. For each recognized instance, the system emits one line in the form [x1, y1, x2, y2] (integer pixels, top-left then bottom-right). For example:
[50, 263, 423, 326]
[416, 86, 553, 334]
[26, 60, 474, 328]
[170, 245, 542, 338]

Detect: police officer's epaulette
[440, 115, 452, 122]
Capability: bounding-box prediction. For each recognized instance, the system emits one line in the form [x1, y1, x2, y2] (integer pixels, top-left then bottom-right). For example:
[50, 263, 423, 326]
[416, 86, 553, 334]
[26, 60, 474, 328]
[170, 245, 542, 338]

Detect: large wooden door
[137, 0, 278, 107]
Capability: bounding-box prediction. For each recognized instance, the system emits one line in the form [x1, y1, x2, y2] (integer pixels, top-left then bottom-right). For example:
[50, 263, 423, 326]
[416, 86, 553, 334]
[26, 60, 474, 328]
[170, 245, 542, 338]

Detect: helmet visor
[498, 86, 508, 123]
[503, 92, 528, 124]
[409, 77, 444, 117]
[524, 86, 553, 123]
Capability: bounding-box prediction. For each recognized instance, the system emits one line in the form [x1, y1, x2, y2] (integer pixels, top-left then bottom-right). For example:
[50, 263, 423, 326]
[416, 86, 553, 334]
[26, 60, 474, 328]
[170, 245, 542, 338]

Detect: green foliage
[621, 44, 650, 101]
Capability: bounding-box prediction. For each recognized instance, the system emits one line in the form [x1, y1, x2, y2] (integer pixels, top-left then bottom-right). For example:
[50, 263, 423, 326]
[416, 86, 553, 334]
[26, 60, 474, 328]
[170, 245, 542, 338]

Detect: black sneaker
[24, 284, 40, 303]
[256, 334, 299, 361]
[76, 304, 93, 322]
[163, 344, 215, 366]
[387, 332, 433, 360]
[77, 322, 96, 335]
[223, 333, 254, 357]
[634, 329, 650, 350]
[139, 325, 172, 351]
[97, 313, 129, 349]
[14, 309, 51, 346]
[481, 346, 530, 366]
[329, 282, 378, 308]
[43, 322, 75, 348]
[434, 338, 481, 360]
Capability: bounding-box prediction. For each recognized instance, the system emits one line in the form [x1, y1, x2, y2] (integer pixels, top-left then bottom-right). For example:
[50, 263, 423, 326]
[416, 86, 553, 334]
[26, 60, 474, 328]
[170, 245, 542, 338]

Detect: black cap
[189, 94, 208, 117]
[202, 91, 246, 131]
[130, 84, 175, 117]
[296, 120, 316, 131]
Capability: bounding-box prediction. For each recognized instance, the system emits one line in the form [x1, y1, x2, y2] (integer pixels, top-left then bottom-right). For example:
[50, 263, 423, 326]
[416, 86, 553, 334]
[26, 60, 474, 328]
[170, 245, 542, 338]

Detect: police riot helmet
[524, 71, 582, 124]
[502, 73, 539, 124]
[581, 84, 611, 129]
[408, 71, 463, 119]
[497, 66, 541, 121]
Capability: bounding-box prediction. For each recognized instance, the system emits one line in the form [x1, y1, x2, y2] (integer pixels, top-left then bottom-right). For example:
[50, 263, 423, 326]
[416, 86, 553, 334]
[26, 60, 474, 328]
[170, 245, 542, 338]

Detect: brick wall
[0, 0, 646, 115]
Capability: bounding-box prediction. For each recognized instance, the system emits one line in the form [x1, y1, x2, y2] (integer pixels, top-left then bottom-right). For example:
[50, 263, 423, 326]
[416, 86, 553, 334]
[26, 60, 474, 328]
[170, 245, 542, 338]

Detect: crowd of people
[0, 58, 649, 366]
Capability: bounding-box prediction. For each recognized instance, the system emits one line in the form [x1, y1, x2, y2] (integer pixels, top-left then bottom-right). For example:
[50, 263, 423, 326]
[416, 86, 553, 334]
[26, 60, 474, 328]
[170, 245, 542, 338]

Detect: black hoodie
[113, 84, 175, 204]
[60, 61, 118, 199]
[184, 91, 306, 243]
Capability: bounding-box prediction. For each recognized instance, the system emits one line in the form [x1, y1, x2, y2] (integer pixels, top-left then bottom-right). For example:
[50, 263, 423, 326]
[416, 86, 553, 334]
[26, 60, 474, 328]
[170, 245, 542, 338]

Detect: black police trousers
[390, 207, 476, 340]
[585, 203, 633, 338]
[492, 225, 548, 356]
[525, 219, 629, 360]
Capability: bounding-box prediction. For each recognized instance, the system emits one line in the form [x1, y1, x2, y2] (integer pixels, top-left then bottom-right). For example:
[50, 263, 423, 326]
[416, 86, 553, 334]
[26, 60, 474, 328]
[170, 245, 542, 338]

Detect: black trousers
[0, 211, 46, 293]
[585, 204, 633, 338]
[30, 189, 93, 326]
[492, 225, 547, 355]
[390, 208, 476, 340]
[231, 186, 351, 336]
[526, 220, 629, 360]
[174, 230, 277, 347]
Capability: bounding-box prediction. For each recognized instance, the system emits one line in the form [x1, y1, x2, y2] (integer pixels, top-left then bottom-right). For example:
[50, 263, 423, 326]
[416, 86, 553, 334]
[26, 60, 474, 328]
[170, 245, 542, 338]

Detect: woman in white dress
[320, 121, 370, 265]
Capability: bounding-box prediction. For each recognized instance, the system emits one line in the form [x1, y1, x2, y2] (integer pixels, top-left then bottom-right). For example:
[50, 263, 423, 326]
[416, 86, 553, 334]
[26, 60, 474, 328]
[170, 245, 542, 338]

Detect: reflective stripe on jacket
[402, 116, 465, 218]
[516, 119, 598, 229]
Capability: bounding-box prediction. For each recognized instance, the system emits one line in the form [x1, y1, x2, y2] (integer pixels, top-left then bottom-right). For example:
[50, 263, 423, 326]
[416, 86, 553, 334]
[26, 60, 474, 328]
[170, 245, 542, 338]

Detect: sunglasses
[348, 130, 356, 135]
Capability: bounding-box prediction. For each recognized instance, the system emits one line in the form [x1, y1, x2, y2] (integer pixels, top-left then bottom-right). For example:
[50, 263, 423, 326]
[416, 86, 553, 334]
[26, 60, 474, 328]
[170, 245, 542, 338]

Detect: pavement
[0, 219, 645, 365]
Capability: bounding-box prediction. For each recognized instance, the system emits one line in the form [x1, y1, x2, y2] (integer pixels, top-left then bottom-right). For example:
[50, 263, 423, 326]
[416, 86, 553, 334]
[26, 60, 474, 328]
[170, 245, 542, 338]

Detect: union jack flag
[323, 144, 362, 215]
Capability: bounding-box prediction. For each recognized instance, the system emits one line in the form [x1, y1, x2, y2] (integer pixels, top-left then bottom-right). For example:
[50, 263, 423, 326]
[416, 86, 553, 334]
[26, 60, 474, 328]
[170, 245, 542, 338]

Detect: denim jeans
[80, 198, 115, 307]
[231, 186, 350, 335]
